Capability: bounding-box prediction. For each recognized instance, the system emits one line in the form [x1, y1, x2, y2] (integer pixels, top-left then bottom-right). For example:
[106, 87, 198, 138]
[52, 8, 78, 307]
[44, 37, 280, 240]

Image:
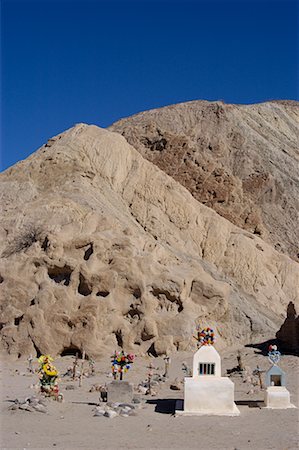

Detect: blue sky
[1, 0, 298, 171]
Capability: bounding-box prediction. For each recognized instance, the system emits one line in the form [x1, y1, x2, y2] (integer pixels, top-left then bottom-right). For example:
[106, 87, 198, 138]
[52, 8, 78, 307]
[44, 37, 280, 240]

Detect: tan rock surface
[0, 124, 298, 358]
[110, 100, 299, 260]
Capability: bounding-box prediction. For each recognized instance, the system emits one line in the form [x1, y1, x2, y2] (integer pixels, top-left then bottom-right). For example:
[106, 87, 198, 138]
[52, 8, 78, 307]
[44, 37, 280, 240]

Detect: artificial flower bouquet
[111, 351, 135, 380]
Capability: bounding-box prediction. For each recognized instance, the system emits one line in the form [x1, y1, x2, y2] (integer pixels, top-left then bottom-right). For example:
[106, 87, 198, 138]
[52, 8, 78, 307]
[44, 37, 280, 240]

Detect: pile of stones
[93, 399, 141, 418]
[8, 396, 48, 413]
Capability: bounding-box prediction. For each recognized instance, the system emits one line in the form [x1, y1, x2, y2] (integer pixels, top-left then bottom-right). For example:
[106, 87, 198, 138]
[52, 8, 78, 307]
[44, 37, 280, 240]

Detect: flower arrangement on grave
[37, 355, 61, 399]
[268, 344, 281, 365]
[195, 327, 215, 346]
[111, 351, 135, 380]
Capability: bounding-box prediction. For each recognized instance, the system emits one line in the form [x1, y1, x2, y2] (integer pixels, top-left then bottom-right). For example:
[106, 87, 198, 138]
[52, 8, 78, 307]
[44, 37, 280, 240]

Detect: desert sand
[1, 341, 298, 450]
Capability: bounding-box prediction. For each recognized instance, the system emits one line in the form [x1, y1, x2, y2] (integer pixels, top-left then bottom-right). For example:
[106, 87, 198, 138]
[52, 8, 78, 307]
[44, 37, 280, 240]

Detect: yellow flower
[38, 355, 54, 366]
[43, 363, 58, 376]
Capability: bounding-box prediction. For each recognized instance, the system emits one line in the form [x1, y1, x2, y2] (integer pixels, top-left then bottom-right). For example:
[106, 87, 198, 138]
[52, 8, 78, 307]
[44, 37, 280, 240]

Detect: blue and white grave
[264, 345, 296, 409]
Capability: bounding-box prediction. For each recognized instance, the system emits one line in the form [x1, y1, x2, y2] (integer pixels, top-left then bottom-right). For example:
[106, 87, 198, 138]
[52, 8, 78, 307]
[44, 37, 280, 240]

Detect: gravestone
[264, 345, 296, 409]
[107, 381, 134, 403]
[176, 328, 239, 416]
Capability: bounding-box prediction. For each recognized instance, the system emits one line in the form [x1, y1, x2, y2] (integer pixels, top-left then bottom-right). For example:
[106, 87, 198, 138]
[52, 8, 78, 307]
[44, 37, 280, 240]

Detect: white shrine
[263, 345, 296, 409]
[176, 329, 240, 416]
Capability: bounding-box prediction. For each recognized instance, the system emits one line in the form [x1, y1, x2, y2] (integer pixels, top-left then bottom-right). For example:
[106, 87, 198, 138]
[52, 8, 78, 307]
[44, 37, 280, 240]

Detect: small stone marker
[79, 350, 86, 387]
[107, 381, 134, 403]
[72, 354, 78, 380]
[146, 362, 154, 395]
[27, 354, 34, 373]
[163, 355, 171, 379]
[264, 344, 296, 409]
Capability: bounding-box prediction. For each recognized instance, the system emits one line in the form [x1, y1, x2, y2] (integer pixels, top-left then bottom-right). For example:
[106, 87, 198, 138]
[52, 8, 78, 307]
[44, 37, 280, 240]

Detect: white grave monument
[176, 328, 240, 416]
[264, 345, 296, 409]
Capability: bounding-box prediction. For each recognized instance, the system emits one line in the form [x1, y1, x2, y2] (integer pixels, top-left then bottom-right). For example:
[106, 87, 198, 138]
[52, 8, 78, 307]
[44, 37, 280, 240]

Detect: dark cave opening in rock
[32, 340, 42, 358]
[132, 287, 141, 299]
[0, 274, 3, 284]
[114, 330, 123, 348]
[96, 290, 110, 297]
[147, 342, 158, 357]
[48, 265, 72, 286]
[14, 315, 24, 326]
[84, 243, 93, 261]
[127, 306, 142, 319]
[78, 273, 92, 296]
[60, 346, 83, 359]
[41, 236, 49, 251]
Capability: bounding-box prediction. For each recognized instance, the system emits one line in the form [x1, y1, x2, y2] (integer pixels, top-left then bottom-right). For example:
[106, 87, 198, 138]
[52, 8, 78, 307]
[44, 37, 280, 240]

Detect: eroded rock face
[109, 100, 299, 261]
[0, 124, 298, 358]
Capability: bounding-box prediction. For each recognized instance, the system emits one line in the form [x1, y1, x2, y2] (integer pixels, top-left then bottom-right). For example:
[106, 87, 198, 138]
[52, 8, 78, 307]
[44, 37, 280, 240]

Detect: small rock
[170, 379, 182, 390]
[27, 396, 40, 407]
[119, 403, 135, 409]
[132, 397, 141, 404]
[138, 386, 147, 395]
[19, 404, 35, 412]
[104, 410, 118, 418]
[119, 407, 130, 414]
[94, 409, 105, 417]
[107, 402, 120, 408]
[65, 385, 76, 390]
[97, 401, 106, 407]
[8, 404, 19, 411]
[33, 404, 47, 413]
[153, 375, 162, 382]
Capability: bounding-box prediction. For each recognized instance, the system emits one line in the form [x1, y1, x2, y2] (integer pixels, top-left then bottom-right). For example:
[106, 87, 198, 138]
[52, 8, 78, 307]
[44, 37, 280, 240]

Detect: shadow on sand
[235, 400, 264, 408]
[146, 398, 265, 413]
[146, 398, 178, 414]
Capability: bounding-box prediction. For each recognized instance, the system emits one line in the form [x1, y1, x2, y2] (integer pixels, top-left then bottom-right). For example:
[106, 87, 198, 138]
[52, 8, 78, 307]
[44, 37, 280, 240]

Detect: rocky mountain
[110, 100, 299, 261]
[0, 120, 298, 359]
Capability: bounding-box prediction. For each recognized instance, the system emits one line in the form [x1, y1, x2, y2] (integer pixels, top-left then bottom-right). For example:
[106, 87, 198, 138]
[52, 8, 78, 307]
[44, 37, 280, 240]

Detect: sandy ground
[0, 345, 298, 450]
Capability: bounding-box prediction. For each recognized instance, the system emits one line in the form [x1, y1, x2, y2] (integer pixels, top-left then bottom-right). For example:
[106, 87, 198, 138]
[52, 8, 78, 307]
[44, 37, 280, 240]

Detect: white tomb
[176, 344, 240, 416]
